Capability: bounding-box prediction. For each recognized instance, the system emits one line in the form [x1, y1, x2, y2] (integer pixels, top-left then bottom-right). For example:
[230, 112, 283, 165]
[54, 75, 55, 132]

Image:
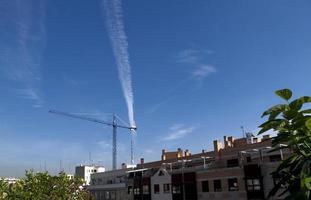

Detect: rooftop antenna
[68, 163, 72, 174]
[241, 126, 245, 138]
[89, 152, 93, 166]
[59, 160, 63, 172]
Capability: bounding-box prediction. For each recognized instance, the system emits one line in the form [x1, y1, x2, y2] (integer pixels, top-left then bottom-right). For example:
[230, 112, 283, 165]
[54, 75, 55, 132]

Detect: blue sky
[0, 0, 311, 177]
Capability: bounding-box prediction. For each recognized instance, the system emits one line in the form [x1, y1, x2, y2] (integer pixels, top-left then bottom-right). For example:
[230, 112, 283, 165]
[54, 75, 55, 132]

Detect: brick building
[88, 134, 289, 200]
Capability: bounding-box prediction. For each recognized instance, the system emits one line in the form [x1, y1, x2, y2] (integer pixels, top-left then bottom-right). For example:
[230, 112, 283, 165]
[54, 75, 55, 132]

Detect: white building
[75, 165, 105, 185]
[88, 168, 131, 200]
[1, 177, 19, 185]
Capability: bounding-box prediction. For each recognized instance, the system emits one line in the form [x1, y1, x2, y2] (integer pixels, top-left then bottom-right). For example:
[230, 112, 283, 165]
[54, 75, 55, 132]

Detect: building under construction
[87, 134, 290, 200]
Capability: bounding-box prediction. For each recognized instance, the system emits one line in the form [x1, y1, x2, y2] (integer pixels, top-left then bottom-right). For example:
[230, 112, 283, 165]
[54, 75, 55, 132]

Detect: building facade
[75, 165, 105, 185]
[88, 134, 289, 200]
[88, 168, 129, 200]
[150, 168, 172, 200]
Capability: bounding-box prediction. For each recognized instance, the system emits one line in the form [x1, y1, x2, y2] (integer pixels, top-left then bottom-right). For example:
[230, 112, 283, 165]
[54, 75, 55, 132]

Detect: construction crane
[49, 109, 137, 170]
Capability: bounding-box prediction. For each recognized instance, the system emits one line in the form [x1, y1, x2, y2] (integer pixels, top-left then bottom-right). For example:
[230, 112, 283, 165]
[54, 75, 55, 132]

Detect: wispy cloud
[97, 140, 112, 149]
[147, 47, 215, 113]
[15, 88, 43, 108]
[145, 149, 155, 154]
[177, 47, 216, 81]
[0, 0, 46, 108]
[192, 65, 216, 80]
[177, 48, 213, 64]
[64, 78, 80, 87]
[102, 0, 136, 127]
[162, 124, 196, 141]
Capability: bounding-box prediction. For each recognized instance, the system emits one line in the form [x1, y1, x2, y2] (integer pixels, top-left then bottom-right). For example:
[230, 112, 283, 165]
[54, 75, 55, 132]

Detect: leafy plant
[258, 88, 311, 199]
[0, 171, 95, 200]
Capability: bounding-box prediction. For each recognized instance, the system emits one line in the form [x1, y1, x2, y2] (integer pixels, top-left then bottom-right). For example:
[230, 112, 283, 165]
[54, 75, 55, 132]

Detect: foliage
[258, 88, 311, 199]
[0, 171, 95, 200]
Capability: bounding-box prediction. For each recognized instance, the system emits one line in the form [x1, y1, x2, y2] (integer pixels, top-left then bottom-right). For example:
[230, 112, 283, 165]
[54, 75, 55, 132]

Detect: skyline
[0, 0, 311, 177]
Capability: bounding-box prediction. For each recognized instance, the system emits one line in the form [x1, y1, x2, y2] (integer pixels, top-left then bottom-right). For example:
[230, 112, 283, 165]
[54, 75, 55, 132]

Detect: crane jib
[49, 109, 137, 170]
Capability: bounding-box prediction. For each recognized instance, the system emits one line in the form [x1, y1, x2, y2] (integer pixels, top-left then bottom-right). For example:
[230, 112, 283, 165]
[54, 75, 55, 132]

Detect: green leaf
[301, 109, 311, 114]
[261, 104, 287, 118]
[283, 110, 299, 120]
[290, 99, 304, 111]
[300, 96, 311, 103]
[258, 119, 285, 135]
[276, 89, 292, 101]
[306, 119, 311, 130]
[290, 96, 311, 111]
[304, 177, 311, 190]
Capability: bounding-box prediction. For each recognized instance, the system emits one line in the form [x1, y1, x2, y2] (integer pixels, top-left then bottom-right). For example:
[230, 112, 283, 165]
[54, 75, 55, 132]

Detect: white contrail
[102, 0, 136, 127]
[0, 0, 46, 108]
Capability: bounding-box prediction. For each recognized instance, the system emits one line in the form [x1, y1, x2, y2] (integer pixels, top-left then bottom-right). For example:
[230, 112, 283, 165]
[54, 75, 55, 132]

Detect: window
[110, 191, 116, 199]
[163, 184, 170, 193]
[172, 185, 181, 194]
[154, 184, 160, 194]
[269, 155, 282, 162]
[105, 191, 110, 199]
[227, 159, 239, 167]
[143, 185, 149, 194]
[100, 191, 105, 199]
[201, 180, 209, 192]
[134, 188, 140, 195]
[246, 156, 252, 163]
[228, 178, 238, 191]
[95, 191, 99, 199]
[273, 175, 286, 189]
[128, 186, 133, 194]
[247, 179, 261, 191]
[213, 180, 222, 192]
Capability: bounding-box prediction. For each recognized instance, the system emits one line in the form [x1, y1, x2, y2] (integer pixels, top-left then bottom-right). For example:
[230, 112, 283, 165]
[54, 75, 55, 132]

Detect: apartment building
[127, 168, 157, 200]
[150, 168, 172, 200]
[88, 168, 133, 200]
[89, 133, 289, 200]
[75, 165, 106, 185]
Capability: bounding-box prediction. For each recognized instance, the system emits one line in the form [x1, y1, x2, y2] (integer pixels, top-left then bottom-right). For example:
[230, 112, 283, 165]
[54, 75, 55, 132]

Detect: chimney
[224, 136, 229, 148]
[262, 134, 271, 141]
[140, 158, 144, 164]
[184, 149, 191, 157]
[121, 163, 126, 169]
[177, 148, 183, 157]
[227, 136, 234, 147]
[162, 149, 166, 160]
[213, 140, 222, 152]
